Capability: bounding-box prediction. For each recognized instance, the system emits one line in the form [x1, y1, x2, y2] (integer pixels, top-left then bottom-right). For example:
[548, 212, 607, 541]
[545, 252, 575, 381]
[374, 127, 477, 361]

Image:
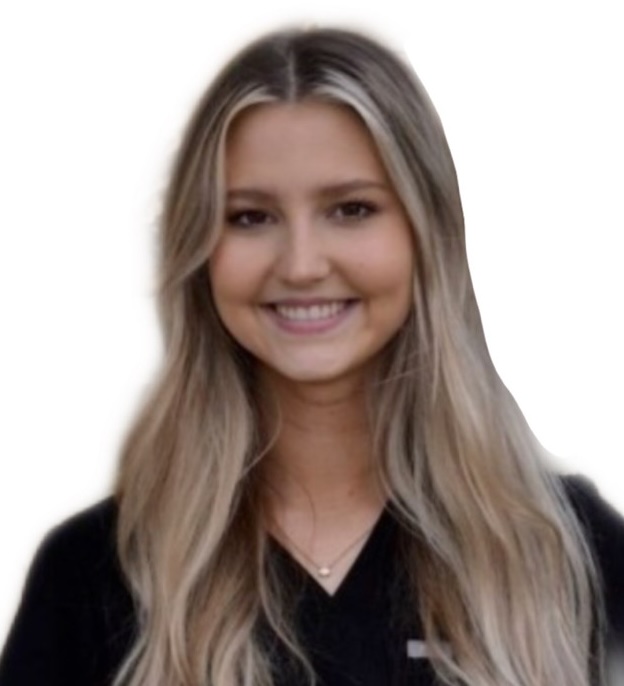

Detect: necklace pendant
[318, 566, 331, 578]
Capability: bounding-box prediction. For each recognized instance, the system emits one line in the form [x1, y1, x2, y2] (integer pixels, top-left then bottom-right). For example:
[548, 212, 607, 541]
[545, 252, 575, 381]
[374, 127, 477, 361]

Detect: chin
[271, 364, 369, 388]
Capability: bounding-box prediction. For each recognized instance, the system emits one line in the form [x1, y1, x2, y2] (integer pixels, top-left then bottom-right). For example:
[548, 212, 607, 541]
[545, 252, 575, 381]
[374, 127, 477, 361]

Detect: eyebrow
[226, 180, 391, 201]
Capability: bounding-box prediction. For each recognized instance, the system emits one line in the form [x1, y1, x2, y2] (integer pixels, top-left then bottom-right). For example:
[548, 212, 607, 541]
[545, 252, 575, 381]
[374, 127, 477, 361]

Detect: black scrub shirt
[0, 475, 623, 686]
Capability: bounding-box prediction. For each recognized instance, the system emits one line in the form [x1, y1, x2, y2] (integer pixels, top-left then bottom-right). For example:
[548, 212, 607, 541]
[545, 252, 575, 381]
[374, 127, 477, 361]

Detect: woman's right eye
[225, 209, 271, 228]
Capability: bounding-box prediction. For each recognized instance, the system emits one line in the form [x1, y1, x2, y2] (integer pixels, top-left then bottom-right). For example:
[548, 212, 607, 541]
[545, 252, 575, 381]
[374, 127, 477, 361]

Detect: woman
[1, 25, 623, 686]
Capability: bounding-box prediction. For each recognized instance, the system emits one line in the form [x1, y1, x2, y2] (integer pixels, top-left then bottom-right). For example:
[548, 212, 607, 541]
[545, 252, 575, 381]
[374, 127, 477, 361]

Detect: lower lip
[263, 301, 359, 335]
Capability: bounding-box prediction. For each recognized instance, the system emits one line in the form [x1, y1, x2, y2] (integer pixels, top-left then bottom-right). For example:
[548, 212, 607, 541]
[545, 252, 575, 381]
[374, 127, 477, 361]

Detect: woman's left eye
[332, 201, 378, 221]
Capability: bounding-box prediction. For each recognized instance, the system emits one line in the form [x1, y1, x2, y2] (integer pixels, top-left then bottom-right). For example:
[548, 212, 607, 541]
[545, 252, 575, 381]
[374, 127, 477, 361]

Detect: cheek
[207, 253, 260, 348]
[386, 228, 416, 298]
[208, 240, 266, 306]
[208, 254, 233, 307]
[364, 251, 415, 335]
[355, 235, 415, 303]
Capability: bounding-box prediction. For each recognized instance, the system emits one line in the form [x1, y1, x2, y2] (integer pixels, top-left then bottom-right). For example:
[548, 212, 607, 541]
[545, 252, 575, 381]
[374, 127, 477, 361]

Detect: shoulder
[25, 496, 134, 635]
[0, 497, 135, 686]
[43, 496, 119, 556]
[559, 474, 624, 548]
[559, 474, 624, 641]
[40, 495, 119, 552]
[26, 496, 121, 594]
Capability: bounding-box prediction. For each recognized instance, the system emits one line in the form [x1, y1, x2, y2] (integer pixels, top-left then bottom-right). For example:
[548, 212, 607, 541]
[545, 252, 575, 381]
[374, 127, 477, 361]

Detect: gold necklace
[271, 520, 377, 578]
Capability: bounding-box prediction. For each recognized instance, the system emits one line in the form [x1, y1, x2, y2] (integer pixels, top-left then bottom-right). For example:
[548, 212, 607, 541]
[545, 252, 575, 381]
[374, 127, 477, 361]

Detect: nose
[274, 219, 331, 285]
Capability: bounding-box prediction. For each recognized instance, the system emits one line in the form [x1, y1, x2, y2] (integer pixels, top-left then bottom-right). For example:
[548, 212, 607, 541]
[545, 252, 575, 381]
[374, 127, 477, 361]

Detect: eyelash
[225, 200, 379, 228]
[334, 201, 378, 221]
[226, 209, 269, 228]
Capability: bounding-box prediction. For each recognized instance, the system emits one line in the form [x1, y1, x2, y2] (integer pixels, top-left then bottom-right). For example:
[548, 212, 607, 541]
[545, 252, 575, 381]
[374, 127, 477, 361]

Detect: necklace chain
[271, 519, 377, 578]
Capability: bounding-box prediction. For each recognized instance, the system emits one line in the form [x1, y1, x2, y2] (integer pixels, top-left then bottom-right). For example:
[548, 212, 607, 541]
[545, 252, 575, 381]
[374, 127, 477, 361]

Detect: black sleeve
[0, 524, 100, 685]
[0, 499, 135, 686]
[562, 475, 624, 644]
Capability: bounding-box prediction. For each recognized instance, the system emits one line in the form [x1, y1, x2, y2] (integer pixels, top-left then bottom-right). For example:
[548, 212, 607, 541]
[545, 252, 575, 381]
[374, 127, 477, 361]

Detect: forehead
[224, 100, 391, 191]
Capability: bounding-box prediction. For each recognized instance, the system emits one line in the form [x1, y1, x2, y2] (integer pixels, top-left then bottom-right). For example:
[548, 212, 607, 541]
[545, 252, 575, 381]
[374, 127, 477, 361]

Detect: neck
[256, 372, 384, 518]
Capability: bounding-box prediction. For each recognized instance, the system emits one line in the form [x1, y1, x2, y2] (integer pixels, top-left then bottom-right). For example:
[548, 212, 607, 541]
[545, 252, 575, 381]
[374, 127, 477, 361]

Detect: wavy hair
[111, 25, 607, 686]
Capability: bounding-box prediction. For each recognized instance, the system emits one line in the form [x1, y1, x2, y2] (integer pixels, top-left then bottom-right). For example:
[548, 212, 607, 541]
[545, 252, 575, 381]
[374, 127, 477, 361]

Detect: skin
[208, 100, 415, 593]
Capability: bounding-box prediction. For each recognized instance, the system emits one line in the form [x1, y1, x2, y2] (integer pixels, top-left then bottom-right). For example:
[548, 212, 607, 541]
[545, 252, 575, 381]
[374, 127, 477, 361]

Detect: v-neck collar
[268, 505, 394, 605]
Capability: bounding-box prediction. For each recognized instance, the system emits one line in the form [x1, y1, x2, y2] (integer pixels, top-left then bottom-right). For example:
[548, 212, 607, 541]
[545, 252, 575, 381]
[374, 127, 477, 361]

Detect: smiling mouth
[266, 299, 358, 321]
[269, 300, 355, 321]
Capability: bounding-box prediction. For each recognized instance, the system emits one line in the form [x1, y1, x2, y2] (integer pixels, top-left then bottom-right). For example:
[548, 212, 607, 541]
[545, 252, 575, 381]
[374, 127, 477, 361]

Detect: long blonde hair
[111, 26, 606, 686]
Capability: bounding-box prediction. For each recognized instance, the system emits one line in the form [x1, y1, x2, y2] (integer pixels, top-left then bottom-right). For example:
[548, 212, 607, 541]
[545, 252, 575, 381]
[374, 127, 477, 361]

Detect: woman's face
[208, 100, 415, 390]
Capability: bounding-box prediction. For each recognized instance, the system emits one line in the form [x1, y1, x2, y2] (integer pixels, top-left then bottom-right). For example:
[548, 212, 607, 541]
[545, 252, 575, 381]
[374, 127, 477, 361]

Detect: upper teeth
[274, 301, 350, 321]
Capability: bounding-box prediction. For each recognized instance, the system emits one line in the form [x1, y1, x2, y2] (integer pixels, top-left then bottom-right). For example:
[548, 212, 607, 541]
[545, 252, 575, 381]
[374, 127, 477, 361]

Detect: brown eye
[333, 201, 377, 221]
[226, 209, 271, 228]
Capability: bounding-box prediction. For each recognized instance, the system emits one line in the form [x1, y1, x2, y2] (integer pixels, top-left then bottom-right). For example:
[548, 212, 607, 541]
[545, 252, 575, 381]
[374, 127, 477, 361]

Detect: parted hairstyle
[111, 25, 607, 686]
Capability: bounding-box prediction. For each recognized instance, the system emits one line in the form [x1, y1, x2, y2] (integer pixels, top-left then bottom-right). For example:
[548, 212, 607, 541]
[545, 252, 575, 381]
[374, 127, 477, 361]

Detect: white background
[1, 1, 622, 646]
